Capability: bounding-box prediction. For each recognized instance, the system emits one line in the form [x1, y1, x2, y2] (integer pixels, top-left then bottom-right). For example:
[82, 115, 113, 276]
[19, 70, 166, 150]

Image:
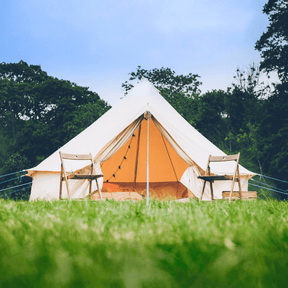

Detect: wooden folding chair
[59, 151, 103, 200]
[198, 153, 242, 202]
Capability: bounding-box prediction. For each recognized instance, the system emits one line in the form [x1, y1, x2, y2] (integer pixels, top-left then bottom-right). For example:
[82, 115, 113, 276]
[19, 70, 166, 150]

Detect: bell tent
[27, 78, 255, 201]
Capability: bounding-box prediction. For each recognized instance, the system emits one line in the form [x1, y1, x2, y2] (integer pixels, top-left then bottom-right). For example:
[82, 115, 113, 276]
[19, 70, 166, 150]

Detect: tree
[255, 1, 288, 198]
[123, 66, 261, 150]
[255, 0, 288, 82]
[218, 65, 269, 176]
[195, 65, 268, 159]
[193, 90, 228, 147]
[1, 153, 31, 201]
[122, 66, 202, 97]
[227, 64, 268, 131]
[257, 82, 288, 193]
[0, 61, 111, 174]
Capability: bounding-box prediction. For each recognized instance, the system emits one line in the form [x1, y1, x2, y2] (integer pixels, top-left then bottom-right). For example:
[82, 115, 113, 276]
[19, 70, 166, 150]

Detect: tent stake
[147, 111, 150, 207]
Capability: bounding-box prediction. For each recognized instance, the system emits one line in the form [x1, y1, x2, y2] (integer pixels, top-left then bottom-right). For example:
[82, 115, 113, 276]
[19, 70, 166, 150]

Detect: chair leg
[64, 177, 70, 199]
[209, 181, 214, 201]
[200, 181, 207, 201]
[238, 182, 242, 200]
[237, 171, 242, 200]
[229, 178, 237, 203]
[99, 186, 103, 200]
[89, 180, 92, 198]
[59, 173, 63, 200]
[95, 179, 103, 200]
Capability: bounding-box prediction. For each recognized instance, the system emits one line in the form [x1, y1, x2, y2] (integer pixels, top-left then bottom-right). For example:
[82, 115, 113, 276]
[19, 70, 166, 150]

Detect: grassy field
[0, 198, 288, 288]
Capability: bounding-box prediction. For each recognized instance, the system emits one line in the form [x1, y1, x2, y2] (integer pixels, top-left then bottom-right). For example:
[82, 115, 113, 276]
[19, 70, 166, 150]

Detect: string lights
[106, 133, 135, 182]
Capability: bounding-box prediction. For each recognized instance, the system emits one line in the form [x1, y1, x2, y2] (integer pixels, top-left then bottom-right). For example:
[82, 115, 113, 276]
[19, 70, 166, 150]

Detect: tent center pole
[147, 111, 150, 207]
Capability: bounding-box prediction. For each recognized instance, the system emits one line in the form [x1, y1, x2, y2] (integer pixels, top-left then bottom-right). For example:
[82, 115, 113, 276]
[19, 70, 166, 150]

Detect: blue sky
[1, 0, 270, 105]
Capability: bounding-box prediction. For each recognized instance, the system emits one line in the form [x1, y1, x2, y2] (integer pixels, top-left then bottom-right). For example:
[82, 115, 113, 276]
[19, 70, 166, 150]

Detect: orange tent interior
[101, 118, 191, 199]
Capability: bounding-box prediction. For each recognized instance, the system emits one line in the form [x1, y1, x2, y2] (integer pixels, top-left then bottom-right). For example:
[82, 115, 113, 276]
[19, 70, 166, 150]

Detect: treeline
[0, 61, 111, 171]
[122, 65, 286, 199]
[1, 0, 287, 200]
[0, 61, 111, 199]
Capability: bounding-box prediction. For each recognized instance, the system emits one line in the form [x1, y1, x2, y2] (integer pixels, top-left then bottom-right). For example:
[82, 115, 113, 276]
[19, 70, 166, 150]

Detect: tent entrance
[101, 116, 189, 199]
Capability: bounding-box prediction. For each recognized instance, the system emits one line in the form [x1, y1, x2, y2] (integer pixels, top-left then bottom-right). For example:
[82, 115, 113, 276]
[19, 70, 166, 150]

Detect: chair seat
[198, 175, 236, 182]
[65, 174, 104, 180]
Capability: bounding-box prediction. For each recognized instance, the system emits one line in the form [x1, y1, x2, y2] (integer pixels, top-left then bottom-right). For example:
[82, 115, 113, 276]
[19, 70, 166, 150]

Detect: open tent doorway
[100, 114, 191, 199]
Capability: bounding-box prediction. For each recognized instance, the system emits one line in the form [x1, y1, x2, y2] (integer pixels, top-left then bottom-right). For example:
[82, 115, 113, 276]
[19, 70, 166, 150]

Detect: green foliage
[218, 66, 268, 173]
[122, 66, 202, 97]
[0, 61, 111, 173]
[2, 153, 30, 174]
[0, 199, 288, 287]
[253, 0, 288, 196]
[0, 61, 111, 200]
[192, 90, 227, 146]
[225, 65, 266, 134]
[257, 82, 288, 193]
[224, 124, 262, 169]
[0, 153, 31, 201]
[255, 0, 288, 82]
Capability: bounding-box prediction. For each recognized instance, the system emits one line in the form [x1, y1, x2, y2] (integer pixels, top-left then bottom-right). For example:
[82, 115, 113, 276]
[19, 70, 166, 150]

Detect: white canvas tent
[27, 78, 255, 201]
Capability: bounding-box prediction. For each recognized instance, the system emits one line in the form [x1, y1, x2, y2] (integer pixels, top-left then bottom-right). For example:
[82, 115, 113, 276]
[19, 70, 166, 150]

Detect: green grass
[0, 199, 288, 288]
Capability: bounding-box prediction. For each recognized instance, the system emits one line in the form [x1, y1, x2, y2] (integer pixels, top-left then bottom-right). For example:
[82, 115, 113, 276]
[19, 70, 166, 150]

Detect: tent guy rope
[0, 173, 59, 195]
[0, 174, 27, 186]
[1, 169, 288, 199]
[0, 170, 27, 178]
[257, 174, 288, 185]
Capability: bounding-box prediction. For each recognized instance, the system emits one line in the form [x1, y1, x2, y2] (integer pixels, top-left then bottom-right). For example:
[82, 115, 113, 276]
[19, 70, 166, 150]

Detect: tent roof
[27, 78, 255, 176]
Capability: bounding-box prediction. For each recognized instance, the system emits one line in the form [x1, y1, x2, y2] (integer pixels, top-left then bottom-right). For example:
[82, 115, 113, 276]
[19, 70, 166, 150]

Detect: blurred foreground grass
[0, 198, 288, 288]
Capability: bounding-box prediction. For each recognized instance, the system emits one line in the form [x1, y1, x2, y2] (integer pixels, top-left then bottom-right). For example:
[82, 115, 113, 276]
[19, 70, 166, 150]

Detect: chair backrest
[59, 151, 94, 174]
[209, 154, 239, 163]
[205, 153, 240, 175]
[60, 152, 93, 161]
